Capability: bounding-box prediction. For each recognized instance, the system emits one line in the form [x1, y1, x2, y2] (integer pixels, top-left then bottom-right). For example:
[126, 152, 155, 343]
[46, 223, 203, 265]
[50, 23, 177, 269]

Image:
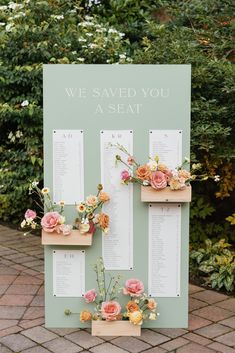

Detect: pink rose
[41, 211, 61, 233]
[25, 209, 36, 220]
[101, 301, 121, 321]
[123, 279, 144, 297]
[121, 170, 130, 181]
[150, 171, 167, 190]
[84, 289, 97, 303]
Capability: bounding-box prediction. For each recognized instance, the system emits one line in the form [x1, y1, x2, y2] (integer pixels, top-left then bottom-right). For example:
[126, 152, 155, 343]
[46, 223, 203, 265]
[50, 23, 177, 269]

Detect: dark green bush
[0, 0, 234, 244]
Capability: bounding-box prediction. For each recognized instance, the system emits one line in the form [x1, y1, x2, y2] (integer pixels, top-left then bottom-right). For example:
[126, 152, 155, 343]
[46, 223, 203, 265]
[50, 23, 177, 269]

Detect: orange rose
[80, 310, 92, 322]
[147, 298, 157, 310]
[178, 169, 191, 180]
[99, 191, 110, 202]
[126, 301, 140, 313]
[136, 165, 151, 181]
[99, 213, 109, 229]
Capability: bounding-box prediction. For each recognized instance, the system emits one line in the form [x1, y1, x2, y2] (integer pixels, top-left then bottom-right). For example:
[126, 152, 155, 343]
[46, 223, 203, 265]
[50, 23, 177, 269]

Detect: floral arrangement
[111, 143, 219, 191]
[65, 257, 159, 325]
[21, 181, 110, 236]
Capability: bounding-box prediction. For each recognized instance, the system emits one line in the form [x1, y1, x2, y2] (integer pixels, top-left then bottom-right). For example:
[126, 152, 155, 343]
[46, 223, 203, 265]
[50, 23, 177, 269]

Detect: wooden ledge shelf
[91, 320, 141, 336]
[41, 230, 92, 246]
[141, 185, 192, 203]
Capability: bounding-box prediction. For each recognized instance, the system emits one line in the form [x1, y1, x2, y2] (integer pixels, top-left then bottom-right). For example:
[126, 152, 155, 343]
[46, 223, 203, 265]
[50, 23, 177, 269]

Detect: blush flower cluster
[21, 182, 110, 237]
[65, 258, 159, 326]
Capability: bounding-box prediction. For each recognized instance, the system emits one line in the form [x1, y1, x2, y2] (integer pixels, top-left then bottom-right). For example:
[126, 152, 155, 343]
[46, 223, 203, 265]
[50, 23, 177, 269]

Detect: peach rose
[86, 195, 98, 207]
[84, 289, 97, 303]
[98, 213, 109, 229]
[123, 279, 144, 297]
[136, 165, 151, 181]
[101, 301, 121, 321]
[80, 310, 92, 322]
[150, 171, 167, 190]
[126, 301, 139, 313]
[129, 311, 143, 325]
[41, 211, 62, 233]
[178, 169, 191, 180]
[147, 298, 157, 310]
[169, 176, 184, 190]
[25, 209, 37, 220]
[157, 164, 173, 179]
[99, 191, 110, 202]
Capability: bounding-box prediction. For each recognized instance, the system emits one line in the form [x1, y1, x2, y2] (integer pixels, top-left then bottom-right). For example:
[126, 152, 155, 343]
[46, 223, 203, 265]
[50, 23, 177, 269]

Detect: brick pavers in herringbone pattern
[0, 225, 234, 353]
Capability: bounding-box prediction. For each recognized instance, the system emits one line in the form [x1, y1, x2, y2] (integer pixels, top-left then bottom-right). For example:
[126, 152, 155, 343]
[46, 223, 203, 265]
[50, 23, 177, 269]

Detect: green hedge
[0, 0, 234, 242]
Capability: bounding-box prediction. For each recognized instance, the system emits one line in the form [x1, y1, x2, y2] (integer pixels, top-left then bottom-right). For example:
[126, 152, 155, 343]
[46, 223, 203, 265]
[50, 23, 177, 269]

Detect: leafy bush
[190, 239, 235, 292]
[0, 0, 130, 222]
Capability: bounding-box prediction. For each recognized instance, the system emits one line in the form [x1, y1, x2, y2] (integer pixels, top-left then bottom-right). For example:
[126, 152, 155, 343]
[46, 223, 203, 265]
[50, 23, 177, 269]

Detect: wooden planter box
[91, 320, 141, 336]
[41, 229, 92, 246]
[141, 185, 192, 203]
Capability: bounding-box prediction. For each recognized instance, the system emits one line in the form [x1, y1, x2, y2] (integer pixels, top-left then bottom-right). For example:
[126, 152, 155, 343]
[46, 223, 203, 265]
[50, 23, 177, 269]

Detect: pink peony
[41, 211, 62, 233]
[121, 170, 130, 181]
[84, 289, 97, 303]
[101, 301, 121, 321]
[25, 209, 37, 220]
[123, 278, 144, 297]
[150, 171, 167, 190]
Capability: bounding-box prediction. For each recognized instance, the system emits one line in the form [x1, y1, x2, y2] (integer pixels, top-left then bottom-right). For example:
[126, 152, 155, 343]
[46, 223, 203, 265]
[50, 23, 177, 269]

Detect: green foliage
[190, 239, 235, 292]
[0, 0, 130, 222]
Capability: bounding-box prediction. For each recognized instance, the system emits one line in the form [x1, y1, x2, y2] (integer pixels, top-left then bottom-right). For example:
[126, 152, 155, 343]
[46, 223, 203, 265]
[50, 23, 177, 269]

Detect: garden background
[0, 0, 234, 292]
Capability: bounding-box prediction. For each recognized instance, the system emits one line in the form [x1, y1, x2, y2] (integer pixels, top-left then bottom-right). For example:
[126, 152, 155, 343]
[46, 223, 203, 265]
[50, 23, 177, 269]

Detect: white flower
[21, 100, 29, 107]
[149, 313, 156, 320]
[8, 2, 24, 10]
[119, 54, 126, 59]
[108, 28, 118, 34]
[71, 51, 77, 54]
[0, 22, 6, 26]
[147, 160, 158, 171]
[77, 58, 85, 62]
[143, 180, 150, 186]
[85, 15, 93, 21]
[15, 130, 23, 138]
[0, 6, 7, 10]
[106, 59, 111, 63]
[78, 37, 87, 42]
[214, 175, 220, 182]
[85, 32, 93, 37]
[89, 43, 98, 48]
[5, 23, 14, 32]
[21, 220, 26, 228]
[51, 14, 64, 20]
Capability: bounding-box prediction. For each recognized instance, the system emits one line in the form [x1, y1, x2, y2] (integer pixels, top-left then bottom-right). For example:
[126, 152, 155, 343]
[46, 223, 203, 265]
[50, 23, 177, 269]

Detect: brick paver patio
[0, 224, 234, 353]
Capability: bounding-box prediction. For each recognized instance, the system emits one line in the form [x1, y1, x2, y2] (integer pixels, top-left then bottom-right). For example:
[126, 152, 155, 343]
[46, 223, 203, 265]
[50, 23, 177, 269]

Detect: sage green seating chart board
[43, 64, 191, 328]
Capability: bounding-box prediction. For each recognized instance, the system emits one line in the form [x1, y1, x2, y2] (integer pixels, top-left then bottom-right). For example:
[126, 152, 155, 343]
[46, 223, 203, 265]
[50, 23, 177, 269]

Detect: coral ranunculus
[41, 211, 62, 233]
[80, 310, 92, 322]
[98, 213, 109, 229]
[123, 279, 144, 297]
[101, 301, 121, 321]
[150, 171, 167, 190]
[84, 289, 97, 303]
[136, 165, 151, 181]
[99, 191, 110, 202]
[126, 301, 139, 313]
